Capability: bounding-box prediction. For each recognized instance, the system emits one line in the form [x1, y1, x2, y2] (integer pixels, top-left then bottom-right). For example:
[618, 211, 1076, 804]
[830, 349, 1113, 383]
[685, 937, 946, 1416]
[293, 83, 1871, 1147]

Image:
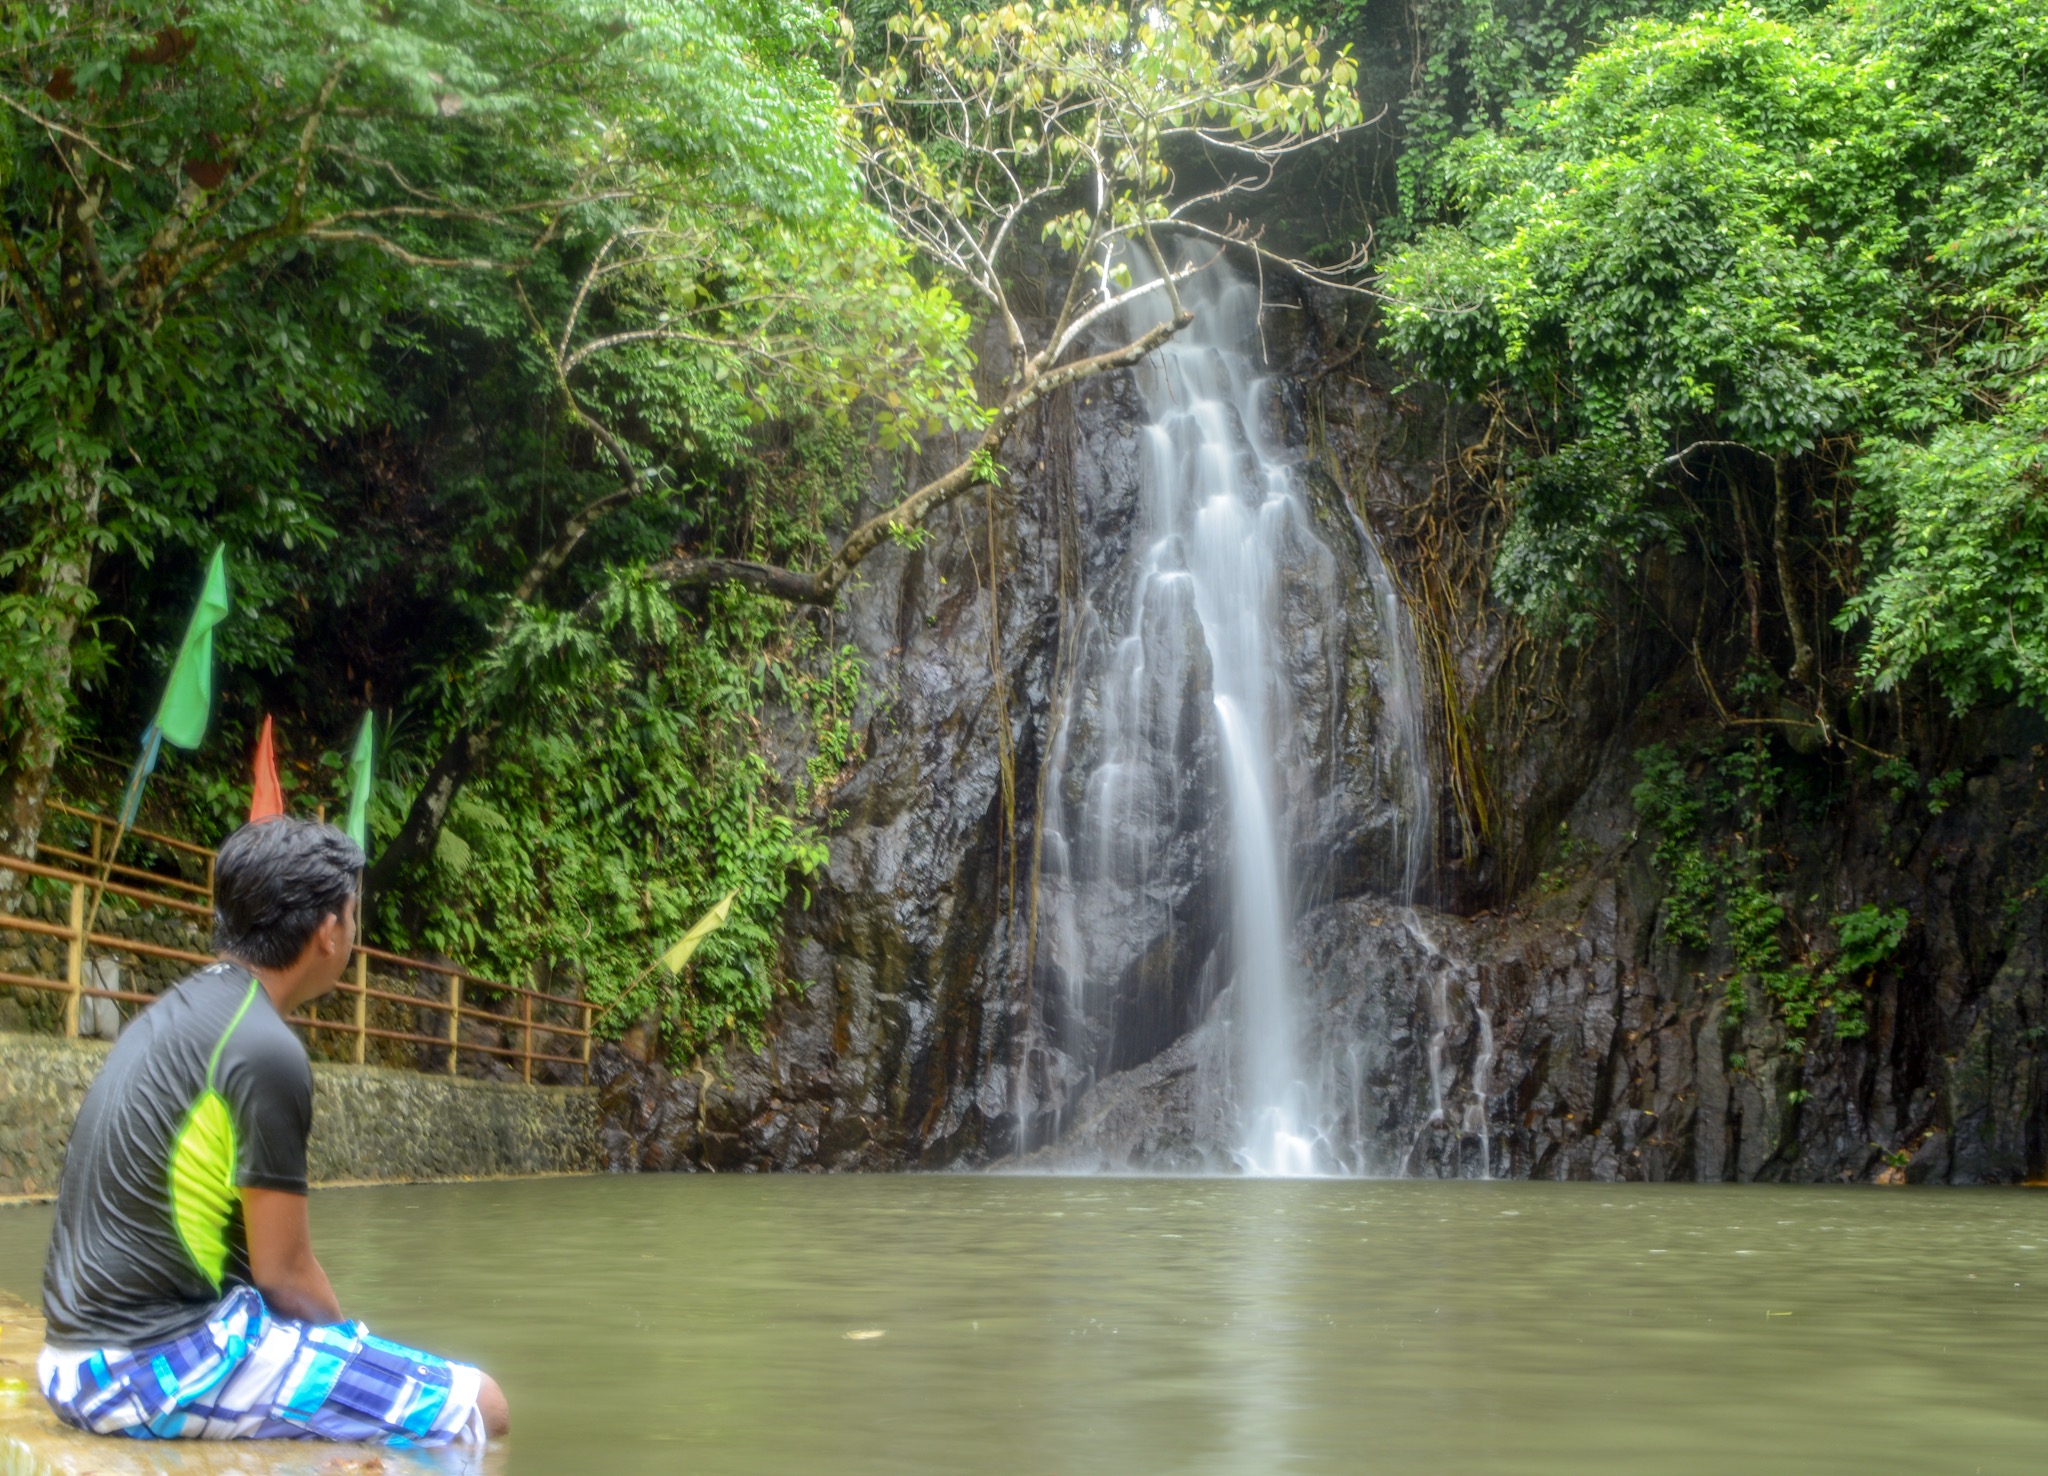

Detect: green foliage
[846, 0, 1364, 337]
[855, 0, 1363, 196]
[0, 0, 866, 735]
[1632, 740, 1907, 1041]
[1385, 1, 1920, 447]
[1833, 902, 1911, 985]
[783, 631, 867, 813]
[390, 580, 844, 1058]
[1723, 879, 1789, 1028]
[1381, 0, 2048, 716]
[1631, 743, 1714, 950]
[1851, 353, 2048, 710]
[1926, 768, 1966, 816]
[1493, 437, 1674, 638]
[1813, 903, 1909, 1040]
[1388, 0, 1698, 234]
[0, 0, 1003, 1052]
[1847, 7, 2048, 710]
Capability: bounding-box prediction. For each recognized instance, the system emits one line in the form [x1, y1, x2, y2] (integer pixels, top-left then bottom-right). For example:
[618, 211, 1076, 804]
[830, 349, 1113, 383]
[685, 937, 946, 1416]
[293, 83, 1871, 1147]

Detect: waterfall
[1024, 262, 1316, 1171]
[1341, 502, 1435, 907]
[1337, 502, 1473, 1175]
[1135, 266, 1321, 1175]
[1026, 258, 1450, 1176]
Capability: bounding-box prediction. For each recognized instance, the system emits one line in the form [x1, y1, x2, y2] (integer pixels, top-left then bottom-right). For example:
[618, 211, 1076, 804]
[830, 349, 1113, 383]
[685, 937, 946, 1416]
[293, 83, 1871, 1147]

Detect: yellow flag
[660, 891, 737, 974]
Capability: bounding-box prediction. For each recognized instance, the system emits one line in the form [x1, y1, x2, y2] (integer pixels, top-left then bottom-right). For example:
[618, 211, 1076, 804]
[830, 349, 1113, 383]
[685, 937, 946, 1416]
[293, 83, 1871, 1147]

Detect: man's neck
[222, 956, 312, 1017]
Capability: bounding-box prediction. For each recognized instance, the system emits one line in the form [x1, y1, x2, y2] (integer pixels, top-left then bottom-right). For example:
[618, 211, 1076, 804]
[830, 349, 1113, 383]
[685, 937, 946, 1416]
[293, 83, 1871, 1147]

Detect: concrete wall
[0, 1033, 599, 1197]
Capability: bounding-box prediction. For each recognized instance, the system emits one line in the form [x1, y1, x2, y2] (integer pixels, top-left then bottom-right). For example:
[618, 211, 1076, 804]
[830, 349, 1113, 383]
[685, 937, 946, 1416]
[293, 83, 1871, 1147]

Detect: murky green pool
[0, 1176, 2044, 1473]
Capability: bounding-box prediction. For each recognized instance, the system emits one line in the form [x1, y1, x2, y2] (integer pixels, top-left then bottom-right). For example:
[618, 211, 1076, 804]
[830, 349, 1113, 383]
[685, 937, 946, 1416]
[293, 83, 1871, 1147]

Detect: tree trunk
[364, 719, 495, 906]
[0, 448, 102, 900]
[1773, 452, 1817, 692]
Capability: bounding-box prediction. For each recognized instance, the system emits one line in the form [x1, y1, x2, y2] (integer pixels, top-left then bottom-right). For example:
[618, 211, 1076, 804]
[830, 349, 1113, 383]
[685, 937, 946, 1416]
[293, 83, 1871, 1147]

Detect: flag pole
[83, 843, 118, 944]
[84, 724, 163, 940]
[86, 544, 229, 940]
[347, 710, 374, 964]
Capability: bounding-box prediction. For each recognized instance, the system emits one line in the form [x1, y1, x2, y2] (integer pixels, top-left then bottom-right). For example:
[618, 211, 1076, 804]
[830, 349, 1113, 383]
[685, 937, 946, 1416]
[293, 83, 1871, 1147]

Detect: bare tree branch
[0, 90, 133, 171]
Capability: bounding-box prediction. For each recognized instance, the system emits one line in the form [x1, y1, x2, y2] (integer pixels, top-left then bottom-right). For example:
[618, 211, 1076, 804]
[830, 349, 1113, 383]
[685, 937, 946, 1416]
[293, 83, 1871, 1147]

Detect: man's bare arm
[241, 1186, 342, 1324]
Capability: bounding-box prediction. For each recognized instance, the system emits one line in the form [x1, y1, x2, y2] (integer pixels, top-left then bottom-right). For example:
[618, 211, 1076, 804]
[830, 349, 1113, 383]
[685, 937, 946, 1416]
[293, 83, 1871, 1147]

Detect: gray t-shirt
[42, 961, 312, 1348]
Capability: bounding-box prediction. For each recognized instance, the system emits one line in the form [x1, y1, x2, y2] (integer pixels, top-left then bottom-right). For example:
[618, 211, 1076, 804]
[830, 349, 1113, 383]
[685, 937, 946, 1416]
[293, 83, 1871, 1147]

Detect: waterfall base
[1014, 859, 1976, 1182]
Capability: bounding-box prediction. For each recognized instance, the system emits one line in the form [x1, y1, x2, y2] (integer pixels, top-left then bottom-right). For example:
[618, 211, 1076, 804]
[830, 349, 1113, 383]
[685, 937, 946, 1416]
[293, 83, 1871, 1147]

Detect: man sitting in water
[36, 818, 509, 1446]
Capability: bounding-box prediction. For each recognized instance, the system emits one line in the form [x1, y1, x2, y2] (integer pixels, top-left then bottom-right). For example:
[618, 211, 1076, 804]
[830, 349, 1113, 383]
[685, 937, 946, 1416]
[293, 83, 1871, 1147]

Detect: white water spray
[1028, 259, 1461, 1176]
[1051, 263, 1330, 1173]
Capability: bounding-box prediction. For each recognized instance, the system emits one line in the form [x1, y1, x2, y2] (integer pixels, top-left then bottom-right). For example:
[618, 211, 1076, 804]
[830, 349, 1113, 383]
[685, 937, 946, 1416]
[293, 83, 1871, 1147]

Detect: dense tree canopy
[1381, 0, 2048, 713]
[2, 0, 1364, 1056]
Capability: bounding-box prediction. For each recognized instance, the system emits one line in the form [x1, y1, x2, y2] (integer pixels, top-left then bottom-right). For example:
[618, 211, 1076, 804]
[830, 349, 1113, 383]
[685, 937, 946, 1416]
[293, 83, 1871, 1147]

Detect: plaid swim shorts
[37, 1284, 486, 1445]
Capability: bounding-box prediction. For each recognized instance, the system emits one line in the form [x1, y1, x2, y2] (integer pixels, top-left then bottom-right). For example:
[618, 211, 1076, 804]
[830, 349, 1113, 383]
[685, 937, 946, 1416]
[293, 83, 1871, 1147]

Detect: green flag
[660, 890, 737, 974]
[344, 712, 374, 851]
[155, 545, 230, 750]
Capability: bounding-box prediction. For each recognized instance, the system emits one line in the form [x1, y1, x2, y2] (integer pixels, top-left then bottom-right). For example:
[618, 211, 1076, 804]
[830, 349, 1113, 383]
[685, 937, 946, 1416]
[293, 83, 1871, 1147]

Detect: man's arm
[241, 1187, 342, 1324]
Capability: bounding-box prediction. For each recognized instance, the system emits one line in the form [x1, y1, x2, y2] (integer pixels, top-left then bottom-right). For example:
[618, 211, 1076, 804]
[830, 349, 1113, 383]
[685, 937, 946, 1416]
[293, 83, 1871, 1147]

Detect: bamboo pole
[352, 951, 368, 1065]
[80, 826, 127, 944]
[446, 974, 461, 1075]
[64, 882, 84, 1038]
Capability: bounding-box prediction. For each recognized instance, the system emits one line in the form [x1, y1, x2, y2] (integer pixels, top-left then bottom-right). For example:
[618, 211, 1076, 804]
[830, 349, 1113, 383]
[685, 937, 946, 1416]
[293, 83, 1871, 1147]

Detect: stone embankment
[0, 1034, 599, 1196]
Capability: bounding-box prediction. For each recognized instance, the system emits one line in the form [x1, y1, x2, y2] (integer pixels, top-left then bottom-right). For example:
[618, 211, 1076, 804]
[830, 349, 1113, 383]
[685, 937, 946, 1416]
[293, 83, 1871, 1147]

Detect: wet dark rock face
[598, 284, 2048, 1184]
[597, 279, 1410, 1173]
[1017, 698, 2048, 1184]
[598, 316, 1160, 1171]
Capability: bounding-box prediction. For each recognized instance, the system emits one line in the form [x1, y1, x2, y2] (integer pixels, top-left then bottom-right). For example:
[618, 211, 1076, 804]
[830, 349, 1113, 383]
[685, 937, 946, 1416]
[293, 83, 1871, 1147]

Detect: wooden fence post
[352, 952, 368, 1065]
[521, 990, 533, 1085]
[581, 999, 593, 1084]
[64, 882, 84, 1039]
[447, 974, 461, 1075]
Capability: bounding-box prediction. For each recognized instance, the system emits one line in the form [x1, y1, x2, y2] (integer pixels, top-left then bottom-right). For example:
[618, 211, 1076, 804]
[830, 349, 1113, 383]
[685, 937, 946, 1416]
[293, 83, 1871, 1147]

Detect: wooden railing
[0, 850, 593, 1084]
[39, 801, 215, 904]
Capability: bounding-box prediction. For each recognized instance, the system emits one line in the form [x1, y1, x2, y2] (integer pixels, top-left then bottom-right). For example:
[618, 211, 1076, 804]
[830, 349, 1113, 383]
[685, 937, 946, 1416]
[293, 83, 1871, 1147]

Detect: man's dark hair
[212, 818, 364, 969]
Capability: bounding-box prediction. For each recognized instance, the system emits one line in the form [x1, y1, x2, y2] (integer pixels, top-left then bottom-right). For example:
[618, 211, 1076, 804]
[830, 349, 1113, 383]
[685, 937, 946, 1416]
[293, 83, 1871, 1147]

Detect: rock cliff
[598, 270, 2048, 1184]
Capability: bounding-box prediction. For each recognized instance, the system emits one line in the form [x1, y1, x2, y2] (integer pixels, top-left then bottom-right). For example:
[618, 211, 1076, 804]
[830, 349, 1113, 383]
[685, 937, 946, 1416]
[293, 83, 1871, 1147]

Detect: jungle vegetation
[0, 0, 1358, 1052]
[3, 0, 2043, 1057]
[1379, 0, 2048, 1036]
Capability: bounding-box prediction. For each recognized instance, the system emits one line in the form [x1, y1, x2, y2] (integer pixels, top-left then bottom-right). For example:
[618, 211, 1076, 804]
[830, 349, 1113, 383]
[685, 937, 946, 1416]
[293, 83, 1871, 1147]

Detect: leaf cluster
[1631, 739, 1909, 1043]
[1381, 0, 2048, 715]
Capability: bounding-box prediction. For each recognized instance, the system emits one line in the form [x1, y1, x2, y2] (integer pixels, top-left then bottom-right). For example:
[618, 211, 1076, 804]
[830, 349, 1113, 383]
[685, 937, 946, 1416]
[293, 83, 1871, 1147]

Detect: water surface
[0, 1177, 2042, 1474]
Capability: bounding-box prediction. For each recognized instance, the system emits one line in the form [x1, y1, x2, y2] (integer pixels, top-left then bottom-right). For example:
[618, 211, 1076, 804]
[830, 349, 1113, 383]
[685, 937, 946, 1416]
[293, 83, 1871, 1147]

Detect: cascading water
[1032, 261, 1334, 1173]
[1340, 501, 1435, 909]
[1024, 257, 1469, 1176]
[1335, 494, 1488, 1176]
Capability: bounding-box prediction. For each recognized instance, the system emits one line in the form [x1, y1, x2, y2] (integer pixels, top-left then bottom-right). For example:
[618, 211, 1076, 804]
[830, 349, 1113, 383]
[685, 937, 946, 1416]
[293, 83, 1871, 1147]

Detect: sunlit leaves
[845, 0, 1365, 307]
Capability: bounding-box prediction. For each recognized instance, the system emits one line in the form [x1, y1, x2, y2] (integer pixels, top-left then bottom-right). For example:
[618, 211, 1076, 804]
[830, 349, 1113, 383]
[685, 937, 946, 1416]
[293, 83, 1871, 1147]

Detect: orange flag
[249, 715, 285, 822]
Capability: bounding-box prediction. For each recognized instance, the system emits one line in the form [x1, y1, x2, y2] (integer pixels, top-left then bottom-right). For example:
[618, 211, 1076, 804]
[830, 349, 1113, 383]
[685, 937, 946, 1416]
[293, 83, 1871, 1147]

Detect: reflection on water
[0, 1177, 2045, 1474]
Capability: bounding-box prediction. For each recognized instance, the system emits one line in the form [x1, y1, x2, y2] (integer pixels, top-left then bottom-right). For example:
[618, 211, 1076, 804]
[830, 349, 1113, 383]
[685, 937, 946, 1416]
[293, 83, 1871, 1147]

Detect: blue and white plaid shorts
[37, 1285, 486, 1446]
